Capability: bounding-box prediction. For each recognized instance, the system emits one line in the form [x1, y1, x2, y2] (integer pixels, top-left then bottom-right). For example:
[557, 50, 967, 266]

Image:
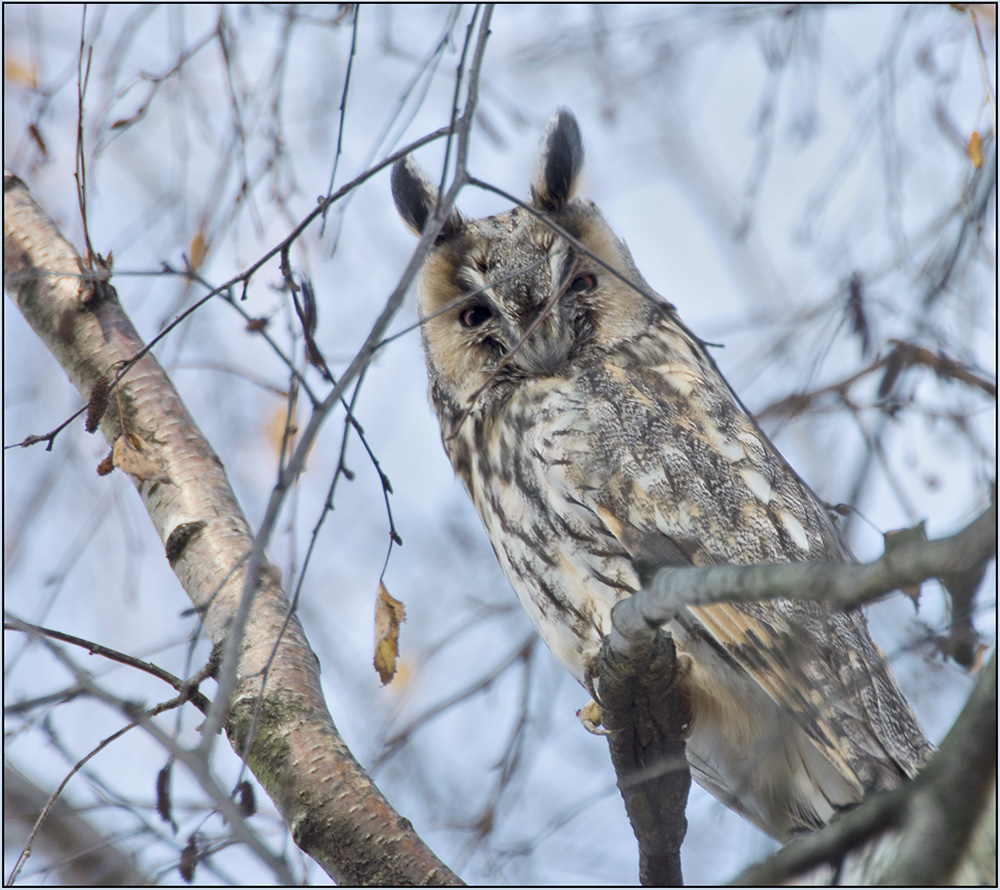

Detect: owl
[392, 110, 931, 841]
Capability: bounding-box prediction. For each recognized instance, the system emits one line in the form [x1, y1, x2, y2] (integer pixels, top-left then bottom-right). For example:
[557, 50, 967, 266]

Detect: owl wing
[594, 503, 924, 793]
[561, 349, 929, 794]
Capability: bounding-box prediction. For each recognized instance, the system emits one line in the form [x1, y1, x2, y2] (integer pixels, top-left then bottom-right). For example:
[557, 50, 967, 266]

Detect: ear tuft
[392, 157, 436, 236]
[530, 109, 584, 212]
[392, 156, 465, 240]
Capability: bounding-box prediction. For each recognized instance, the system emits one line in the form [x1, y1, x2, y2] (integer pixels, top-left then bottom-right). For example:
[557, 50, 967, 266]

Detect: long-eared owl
[392, 110, 930, 841]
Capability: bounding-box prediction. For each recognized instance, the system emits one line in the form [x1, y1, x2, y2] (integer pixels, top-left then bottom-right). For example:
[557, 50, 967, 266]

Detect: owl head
[392, 110, 664, 431]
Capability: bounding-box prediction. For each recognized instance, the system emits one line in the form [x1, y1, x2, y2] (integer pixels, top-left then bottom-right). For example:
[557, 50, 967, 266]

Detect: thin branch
[202, 1, 495, 765]
[4, 634, 272, 886]
[371, 636, 534, 771]
[608, 500, 996, 656]
[4, 765, 152, 886]
[3, 123, 459, 455]
[3, 616, 213, 714]
[755, 338, 996, 422]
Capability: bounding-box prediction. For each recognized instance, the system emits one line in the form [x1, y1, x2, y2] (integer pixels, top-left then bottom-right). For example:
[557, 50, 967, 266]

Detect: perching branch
[597, 498, 994, 885]
[608, 501, 995, 658]
[595, 630, 691, 887]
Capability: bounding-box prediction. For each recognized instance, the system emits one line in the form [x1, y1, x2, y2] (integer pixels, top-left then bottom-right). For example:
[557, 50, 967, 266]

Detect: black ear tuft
[392, 157, 436, 236]
[530, 109, 584, 212]
[392, 156, 464, 240]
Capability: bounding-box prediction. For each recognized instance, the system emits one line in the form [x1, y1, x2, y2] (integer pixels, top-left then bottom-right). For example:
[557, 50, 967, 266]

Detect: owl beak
[511, 300, 574, 377]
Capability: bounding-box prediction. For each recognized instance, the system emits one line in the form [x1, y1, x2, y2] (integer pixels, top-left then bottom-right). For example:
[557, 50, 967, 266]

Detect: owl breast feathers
[392, 110, 930, 840]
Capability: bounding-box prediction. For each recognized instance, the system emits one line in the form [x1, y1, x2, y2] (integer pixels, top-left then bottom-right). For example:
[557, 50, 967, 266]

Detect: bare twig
[756, 338, 996, 422]
[608, 500, 995, 656]
[3, 616, 213, 714]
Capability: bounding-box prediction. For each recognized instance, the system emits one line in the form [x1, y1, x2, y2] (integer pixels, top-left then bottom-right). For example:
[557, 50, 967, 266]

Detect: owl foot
[673, 653, 693, 689]
[576, 698, 609, 735]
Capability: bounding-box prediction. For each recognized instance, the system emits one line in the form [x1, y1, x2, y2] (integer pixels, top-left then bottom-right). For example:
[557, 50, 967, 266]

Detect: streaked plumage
[392, 110, 930, 840]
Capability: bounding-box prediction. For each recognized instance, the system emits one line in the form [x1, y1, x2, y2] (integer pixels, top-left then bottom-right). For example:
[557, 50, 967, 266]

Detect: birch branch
[4, 166, 461, 886]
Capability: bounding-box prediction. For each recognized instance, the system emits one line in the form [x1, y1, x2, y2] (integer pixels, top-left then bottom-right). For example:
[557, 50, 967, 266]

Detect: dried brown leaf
[968, 130, 984, 169]
[374, 582, 405, 685]
[189, 231, 208, 271]
[112, 434, 172, 485]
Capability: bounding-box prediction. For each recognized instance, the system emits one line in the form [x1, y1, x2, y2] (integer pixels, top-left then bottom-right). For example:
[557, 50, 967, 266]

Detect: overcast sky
[4, 5, 995, 884]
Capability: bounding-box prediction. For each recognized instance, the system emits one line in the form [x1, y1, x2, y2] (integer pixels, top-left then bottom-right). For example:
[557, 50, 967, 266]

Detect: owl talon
[577, 699, 608, 735]
[583, 662, 602, 706]
[675, 653, 693, 686]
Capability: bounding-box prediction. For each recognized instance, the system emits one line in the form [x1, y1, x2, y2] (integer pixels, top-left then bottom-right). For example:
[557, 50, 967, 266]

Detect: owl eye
[459, 304, 494, 328]
[569, 273, 596, 293]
